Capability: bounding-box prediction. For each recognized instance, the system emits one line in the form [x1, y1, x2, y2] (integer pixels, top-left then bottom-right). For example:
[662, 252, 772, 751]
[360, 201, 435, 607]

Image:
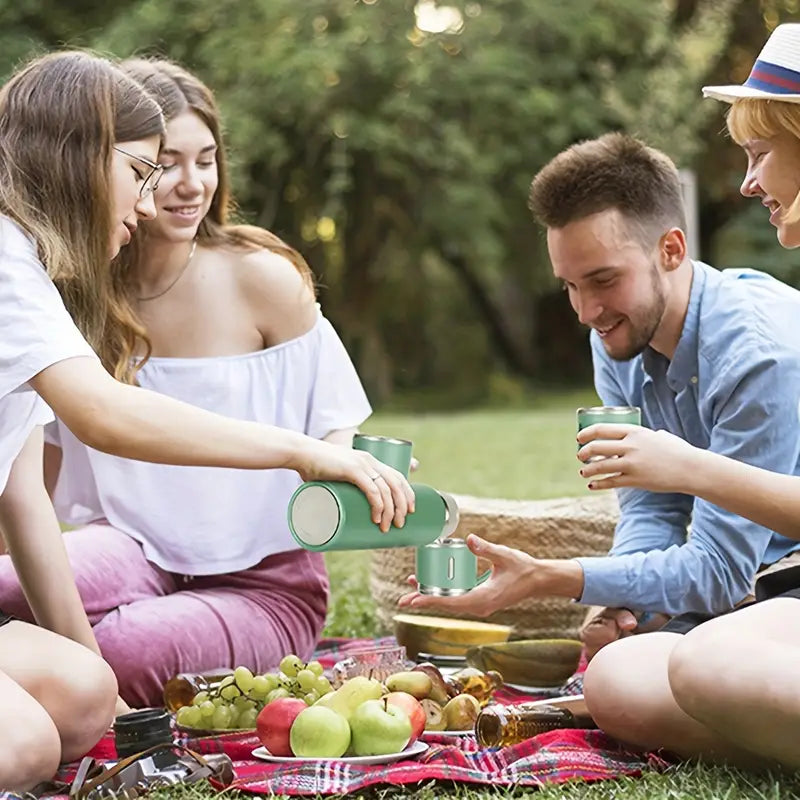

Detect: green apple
[349, 698, 412, 756]
[289, 706, 351, 758]
[315, 675, 384, 722]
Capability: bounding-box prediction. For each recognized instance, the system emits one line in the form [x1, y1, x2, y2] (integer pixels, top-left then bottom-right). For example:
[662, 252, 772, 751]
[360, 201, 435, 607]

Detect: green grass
[167, 394, 799, 797]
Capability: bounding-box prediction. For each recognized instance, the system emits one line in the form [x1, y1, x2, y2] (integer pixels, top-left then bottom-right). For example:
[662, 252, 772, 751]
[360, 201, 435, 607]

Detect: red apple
[256, 697, 308, 756]
[384, 691, 426, 743]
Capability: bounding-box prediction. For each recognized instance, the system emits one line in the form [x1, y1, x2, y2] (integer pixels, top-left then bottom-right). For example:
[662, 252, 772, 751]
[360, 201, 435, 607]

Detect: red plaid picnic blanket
[2, 637, 670, 799]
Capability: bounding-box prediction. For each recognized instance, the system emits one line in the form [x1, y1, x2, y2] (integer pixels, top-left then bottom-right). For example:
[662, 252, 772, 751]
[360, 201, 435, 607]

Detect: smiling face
[739, 132, 800, 248]
[110, 136, 161, 259]
[146, 110, 219, 243]
[548, 209, 668, 361]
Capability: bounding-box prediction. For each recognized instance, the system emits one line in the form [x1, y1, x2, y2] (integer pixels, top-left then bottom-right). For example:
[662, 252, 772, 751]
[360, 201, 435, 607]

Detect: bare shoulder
[232, 247, 317, 343]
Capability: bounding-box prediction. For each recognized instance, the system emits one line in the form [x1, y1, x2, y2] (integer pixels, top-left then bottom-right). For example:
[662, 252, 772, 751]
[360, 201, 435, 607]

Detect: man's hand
[398, 534, 539, 617]
[580, 606, 670, 661]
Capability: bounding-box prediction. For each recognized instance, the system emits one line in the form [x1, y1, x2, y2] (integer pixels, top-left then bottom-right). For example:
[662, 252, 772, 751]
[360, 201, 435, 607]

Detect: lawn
[167, 393, 800, 799]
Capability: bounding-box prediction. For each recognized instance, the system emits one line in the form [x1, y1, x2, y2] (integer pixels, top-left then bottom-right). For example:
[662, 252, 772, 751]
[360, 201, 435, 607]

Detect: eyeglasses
[113, 146, 164, 199]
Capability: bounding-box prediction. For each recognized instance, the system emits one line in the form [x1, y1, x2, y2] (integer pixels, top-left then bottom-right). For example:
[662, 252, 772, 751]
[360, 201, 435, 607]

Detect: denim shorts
[662, 564, 800, 635]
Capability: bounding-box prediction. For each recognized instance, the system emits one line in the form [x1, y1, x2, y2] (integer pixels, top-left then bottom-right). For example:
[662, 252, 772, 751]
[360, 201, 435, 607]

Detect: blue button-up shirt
[576, 261, 800, 615]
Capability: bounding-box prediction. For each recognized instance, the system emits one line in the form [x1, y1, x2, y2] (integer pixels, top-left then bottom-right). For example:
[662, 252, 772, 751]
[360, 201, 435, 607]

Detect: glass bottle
[475, 702, 588, 747]
[162, 669, 233, 712]
[447, 668, 504, 707]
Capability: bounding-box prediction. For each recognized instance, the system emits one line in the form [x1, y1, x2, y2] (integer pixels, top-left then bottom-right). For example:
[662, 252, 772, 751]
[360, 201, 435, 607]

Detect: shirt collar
[641, 261, 705, 391]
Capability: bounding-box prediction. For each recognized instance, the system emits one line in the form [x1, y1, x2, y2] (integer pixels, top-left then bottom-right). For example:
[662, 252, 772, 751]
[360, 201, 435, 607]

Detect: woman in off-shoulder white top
[0, 58, 376, 710]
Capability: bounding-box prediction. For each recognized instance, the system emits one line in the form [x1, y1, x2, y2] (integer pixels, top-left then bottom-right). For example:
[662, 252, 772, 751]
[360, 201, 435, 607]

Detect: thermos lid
[289, 485, 341, 546]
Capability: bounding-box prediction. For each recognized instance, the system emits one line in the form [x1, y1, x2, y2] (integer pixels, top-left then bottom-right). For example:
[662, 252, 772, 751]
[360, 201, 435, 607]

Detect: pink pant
[0, 523, 329, 708]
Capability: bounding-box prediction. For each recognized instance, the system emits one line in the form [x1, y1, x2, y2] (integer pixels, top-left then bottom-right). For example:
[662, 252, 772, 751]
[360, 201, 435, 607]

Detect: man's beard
[605, 265, 666, 362]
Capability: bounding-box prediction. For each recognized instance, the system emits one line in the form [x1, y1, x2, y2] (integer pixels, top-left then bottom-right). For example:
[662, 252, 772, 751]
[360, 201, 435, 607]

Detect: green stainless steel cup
[576, 406, 641, 437]
[352, 434, 412, 478]
[287, 481, 459, 552]
[416, 538, 491, 596]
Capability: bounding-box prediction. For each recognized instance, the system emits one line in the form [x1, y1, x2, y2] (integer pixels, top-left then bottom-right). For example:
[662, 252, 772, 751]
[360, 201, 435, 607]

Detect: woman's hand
[398, 534, 538, 616]
[294, 439, 415, 532]
[577, 424, 703, 494]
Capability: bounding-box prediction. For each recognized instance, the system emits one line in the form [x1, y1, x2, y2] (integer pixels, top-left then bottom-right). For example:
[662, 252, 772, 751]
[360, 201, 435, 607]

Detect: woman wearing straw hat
[578, 22, 800, 769]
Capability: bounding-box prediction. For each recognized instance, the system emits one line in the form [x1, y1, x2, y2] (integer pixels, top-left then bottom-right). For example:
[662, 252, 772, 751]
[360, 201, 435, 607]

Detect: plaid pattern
[3, 638, 670, 799]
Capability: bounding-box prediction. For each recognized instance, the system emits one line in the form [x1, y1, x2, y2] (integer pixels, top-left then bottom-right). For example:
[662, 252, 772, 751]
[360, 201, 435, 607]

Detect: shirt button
[690, 376, 698, 384]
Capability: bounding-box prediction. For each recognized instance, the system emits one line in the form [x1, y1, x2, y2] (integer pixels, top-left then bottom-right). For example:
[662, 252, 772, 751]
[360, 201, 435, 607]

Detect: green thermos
[286, 434, 460, 552]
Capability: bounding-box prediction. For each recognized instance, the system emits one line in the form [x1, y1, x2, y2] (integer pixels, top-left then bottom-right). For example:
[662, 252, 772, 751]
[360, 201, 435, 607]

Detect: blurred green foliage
[1, 0, 798, 407]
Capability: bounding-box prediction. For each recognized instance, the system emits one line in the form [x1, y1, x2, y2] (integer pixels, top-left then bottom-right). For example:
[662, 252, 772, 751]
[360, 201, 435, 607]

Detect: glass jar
[162, 669, 234, 712]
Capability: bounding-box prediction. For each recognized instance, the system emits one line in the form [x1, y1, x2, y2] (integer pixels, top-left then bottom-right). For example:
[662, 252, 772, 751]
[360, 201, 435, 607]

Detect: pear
[314, 675, 384, 722]
[384, 670, 432, 700]
[411, 663, 451, 704]
[443, 693, 481, 732]
[420, 698, 447, 731]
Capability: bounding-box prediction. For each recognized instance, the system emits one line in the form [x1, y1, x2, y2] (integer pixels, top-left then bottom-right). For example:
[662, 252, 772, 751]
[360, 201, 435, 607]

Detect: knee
[52, 652, 118, 761]
[668, 624, 737, 725]
[0, 710, 61, 791]
[584, 633, 681, 749]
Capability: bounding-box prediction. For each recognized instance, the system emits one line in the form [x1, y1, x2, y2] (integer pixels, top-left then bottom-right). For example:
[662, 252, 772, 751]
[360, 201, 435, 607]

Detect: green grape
[191, 691, 210, 706]
[262, 673, 279, 692]
[238, 708, 258, 729]
[219, 675, 235, 688]
[296, 669, 316, 692]
[234, 665, 255, 693]
[212, 696, 226, 707]
[277, 673, 297, 690]
[279, 654, 304, 677]
[198, 700, 215, 719]
[176, 705, 202, 728]
[211, 705, 232, 729]
[220, 684, 241, 701]
[315, 676, 333, 696]
[233, 695, 253, 711]
[306, 661, 324, 677]
[227, 706, 240, 729]
[303, 689, 320, 706]
[266, 687, 290, 704]
[250, 675, 270, 697]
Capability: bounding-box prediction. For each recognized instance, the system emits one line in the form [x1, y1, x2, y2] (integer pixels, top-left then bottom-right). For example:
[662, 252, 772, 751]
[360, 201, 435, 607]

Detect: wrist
[528, 558, 585, 601]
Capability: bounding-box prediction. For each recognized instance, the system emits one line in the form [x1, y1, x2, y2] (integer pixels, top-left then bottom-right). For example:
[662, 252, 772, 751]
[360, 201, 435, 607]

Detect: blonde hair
[0, 51, 164, 383]
[727, 98, 800, 224]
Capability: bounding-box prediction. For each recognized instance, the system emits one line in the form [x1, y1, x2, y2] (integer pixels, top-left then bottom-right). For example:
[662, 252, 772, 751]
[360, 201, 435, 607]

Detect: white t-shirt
[0, 215, 96, 493]
[48, 310, 372, 574]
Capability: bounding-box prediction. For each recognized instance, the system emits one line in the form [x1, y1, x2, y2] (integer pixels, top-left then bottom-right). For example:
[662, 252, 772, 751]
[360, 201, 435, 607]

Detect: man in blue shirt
[399, 132, 800, 659]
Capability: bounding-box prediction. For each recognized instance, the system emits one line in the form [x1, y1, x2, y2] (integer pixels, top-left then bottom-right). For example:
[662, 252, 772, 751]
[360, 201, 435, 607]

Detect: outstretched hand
[398, 533, 537, 616]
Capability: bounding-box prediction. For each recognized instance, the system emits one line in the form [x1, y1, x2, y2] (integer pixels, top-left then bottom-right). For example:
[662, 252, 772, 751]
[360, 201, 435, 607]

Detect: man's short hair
[528, 132, 687, 249]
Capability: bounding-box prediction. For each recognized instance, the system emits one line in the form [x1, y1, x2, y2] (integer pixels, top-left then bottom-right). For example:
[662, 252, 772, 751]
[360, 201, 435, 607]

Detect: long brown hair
[118, 58, 314, 306]
[0, 51, 164, 383]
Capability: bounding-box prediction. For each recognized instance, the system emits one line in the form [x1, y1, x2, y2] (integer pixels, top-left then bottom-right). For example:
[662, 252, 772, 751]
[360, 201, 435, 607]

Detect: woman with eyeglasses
[0, 51, 411, 791]
[577, 23, 800, 771]
[4, 57, 378, 709]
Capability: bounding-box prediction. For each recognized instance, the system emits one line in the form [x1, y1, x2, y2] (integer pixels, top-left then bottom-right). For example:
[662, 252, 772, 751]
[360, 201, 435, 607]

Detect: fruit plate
[252, 739, 429, 765]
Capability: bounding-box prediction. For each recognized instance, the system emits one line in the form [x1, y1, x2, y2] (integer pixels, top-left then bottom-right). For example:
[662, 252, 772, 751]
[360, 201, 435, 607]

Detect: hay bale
[369, 492, 619, 640]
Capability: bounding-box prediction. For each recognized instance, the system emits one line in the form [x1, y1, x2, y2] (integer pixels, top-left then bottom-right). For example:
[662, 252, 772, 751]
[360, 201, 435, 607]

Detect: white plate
[252, 739, 429, 765]
[423, 729, 474, 737]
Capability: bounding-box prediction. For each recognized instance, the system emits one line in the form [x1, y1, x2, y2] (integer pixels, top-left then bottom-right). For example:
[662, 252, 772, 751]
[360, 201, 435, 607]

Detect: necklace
[137, 240, 198, 302]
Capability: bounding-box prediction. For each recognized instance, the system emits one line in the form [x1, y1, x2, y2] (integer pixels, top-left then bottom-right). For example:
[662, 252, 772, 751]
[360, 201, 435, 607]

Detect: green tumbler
[352, 434, 412, 478]
[416, 538, 491, 596]
[287, 481, 459, 551]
